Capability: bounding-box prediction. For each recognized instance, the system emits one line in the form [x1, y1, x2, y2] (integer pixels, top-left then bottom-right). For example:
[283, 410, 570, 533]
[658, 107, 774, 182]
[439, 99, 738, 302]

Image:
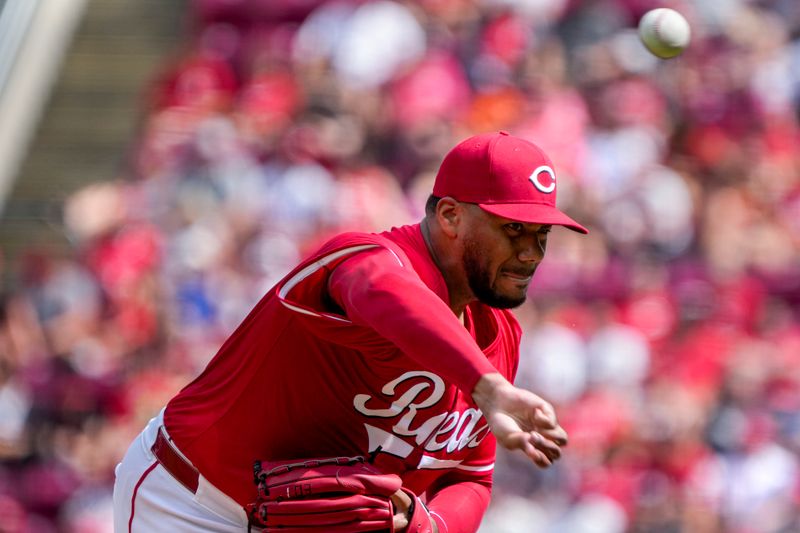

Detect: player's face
[461, 205, 550, 309]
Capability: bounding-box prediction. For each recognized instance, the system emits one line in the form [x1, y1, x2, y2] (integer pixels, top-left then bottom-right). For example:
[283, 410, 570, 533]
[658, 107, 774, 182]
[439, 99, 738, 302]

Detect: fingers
[504, 432, 552, 467]
[392, 510, 410, 532]
[473, 374, 569, 468]
[530, 431, 562, 462]
[501, 428, 567, 468]
[389, 489, 412, 515]
[532, 401, 568, 447]
[390, 489, 412, 532]
[530, 396, 568, 446]
[538, 424, 568, 447]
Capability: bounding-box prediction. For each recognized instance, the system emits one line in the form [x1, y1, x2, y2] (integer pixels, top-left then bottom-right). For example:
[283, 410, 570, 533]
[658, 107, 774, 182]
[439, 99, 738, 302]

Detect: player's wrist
[471, 372, 509, 411]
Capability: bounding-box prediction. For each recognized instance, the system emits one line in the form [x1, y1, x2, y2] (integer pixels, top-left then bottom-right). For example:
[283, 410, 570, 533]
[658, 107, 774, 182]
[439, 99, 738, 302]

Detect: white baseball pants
[112, 409, 257, 532]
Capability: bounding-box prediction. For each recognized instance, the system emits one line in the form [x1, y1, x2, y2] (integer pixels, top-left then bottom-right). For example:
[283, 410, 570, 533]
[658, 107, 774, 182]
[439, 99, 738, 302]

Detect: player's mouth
[500, 270, 534, 283]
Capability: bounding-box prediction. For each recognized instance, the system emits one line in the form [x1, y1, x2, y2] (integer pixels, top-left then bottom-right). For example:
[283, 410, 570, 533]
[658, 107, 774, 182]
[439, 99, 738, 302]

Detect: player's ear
[435, 197, 461, 238]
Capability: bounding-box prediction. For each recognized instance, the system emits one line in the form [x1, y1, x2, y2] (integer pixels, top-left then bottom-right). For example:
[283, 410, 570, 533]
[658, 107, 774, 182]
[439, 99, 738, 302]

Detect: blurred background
[0, 0, 799, 531]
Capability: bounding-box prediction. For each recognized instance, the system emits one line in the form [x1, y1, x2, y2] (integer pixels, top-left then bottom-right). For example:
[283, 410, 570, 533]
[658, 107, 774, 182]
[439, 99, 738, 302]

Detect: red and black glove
[247, 456, 403, 532]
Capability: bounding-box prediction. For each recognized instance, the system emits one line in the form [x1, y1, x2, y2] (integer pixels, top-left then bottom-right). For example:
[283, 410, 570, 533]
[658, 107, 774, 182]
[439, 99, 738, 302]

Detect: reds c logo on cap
[529, 165, 556, 194]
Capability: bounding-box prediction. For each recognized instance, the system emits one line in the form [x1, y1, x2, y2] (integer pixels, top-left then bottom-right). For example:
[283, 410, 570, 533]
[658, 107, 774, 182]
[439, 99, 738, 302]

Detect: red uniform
[163, 223, 521, 532]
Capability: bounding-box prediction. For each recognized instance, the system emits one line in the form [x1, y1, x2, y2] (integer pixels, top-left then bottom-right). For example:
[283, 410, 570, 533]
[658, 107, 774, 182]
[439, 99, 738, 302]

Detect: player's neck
[420, 217, 474, 322]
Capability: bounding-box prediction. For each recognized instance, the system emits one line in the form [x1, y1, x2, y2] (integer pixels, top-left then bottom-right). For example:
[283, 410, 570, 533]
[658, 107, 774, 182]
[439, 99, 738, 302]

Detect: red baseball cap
[433, 131, 588, 233]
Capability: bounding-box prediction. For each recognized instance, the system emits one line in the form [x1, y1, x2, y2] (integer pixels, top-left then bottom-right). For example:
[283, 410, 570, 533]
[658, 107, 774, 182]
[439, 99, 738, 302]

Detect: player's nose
[517, 235, 545, 263]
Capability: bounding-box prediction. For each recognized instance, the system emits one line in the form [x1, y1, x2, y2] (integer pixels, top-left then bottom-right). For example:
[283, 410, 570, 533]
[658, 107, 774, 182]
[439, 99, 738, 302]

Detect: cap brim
[478, 203, 588, 234]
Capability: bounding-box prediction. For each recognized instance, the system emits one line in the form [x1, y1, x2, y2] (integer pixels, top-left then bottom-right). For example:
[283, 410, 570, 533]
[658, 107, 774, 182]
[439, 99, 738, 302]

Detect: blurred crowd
[1, 0, 800, 531]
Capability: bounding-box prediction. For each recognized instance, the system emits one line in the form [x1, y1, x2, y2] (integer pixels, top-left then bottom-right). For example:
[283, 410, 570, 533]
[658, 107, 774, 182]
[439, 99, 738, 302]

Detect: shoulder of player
[308, 231, 406, 262]
[314, 231, 387, 253]
[297, 232, 417, 288]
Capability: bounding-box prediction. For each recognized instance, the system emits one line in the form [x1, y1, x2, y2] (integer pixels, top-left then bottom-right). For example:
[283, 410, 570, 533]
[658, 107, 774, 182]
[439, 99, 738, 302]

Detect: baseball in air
[638, 8, 691, 59]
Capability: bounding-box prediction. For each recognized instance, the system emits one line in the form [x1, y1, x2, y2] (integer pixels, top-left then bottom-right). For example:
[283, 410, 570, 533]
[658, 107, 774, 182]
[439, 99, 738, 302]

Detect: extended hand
[472, 373, 567, 467]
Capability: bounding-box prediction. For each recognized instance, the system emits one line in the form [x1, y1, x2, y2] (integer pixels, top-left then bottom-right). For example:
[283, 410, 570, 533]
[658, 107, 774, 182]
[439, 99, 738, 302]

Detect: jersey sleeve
[425, 469, 492, 533]
[327, 246, 497, 395]
[421, 421, 496, 533]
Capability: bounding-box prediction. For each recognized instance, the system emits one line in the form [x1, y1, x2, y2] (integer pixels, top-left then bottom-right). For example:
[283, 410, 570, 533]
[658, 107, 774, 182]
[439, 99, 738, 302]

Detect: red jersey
[164, 224, 522, 532]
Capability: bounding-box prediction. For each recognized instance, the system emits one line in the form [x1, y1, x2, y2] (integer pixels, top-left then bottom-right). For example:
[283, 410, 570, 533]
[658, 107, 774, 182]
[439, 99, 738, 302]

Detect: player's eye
[505, 223, 524, 235]
[538, 226, 552, 235]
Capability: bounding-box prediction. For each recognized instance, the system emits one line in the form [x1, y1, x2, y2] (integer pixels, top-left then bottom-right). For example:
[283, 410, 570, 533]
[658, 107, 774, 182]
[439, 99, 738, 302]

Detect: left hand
[472, 373, 568, 467]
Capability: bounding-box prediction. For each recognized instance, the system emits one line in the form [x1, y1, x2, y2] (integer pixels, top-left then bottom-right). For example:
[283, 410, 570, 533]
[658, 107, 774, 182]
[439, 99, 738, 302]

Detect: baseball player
[113, 131, 587, 532]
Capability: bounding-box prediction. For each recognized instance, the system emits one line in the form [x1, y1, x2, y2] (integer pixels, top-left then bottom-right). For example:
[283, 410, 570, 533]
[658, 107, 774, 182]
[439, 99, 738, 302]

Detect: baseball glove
[246, 456, 403, 532]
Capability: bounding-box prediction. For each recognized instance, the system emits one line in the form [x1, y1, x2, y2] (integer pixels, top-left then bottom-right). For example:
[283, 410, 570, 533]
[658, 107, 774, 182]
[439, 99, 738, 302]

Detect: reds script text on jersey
[163, 224, 521, 529]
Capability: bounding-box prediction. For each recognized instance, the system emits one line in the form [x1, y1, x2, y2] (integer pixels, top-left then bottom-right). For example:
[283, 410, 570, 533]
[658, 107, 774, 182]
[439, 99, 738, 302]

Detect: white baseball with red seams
[638, 8, 691, 59]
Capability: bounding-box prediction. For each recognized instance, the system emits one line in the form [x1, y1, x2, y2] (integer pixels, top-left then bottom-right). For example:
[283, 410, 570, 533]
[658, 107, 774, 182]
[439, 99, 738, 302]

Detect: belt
[152, 426, 200, 494]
